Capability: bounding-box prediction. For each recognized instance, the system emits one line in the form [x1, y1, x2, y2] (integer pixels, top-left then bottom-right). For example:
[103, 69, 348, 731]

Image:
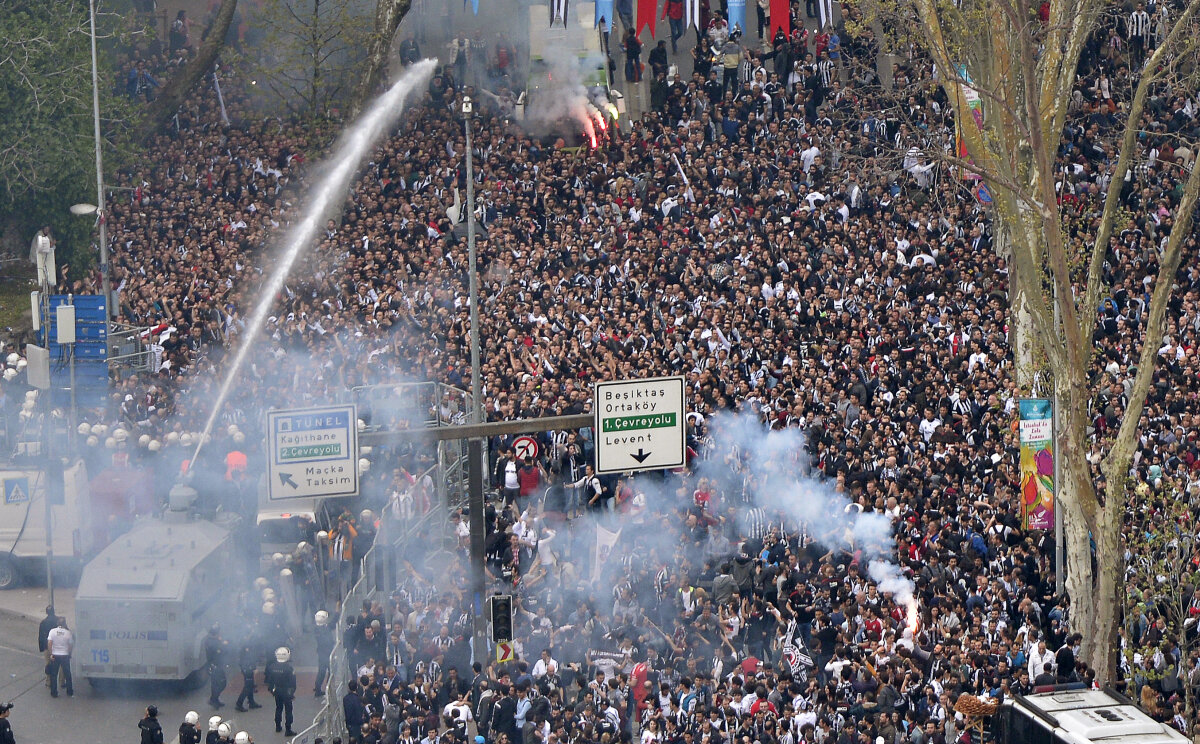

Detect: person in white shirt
[46, 617, 74, 697]
[1027, 639, 1056, 681]
[29, 226, 56, 289]
[531, 649, 558, 680]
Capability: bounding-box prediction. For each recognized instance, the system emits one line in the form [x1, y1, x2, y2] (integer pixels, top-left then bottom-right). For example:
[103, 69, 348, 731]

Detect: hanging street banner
[1018, 398, 1055, 530]
[956, 65, 984, 181]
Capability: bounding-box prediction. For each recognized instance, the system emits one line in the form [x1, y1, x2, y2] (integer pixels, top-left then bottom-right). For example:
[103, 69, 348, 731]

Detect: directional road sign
[593, 375, 687, 474]
[496, 641, 514, 663]
[267, 404, 359, 501]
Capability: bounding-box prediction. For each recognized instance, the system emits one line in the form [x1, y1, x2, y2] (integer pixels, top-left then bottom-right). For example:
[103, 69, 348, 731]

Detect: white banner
[592, 524, 622, 581]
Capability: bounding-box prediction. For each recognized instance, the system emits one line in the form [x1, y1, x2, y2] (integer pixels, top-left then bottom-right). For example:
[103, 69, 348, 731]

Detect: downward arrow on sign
[279, 472, 299, 489]
[631, 449, 651, 463]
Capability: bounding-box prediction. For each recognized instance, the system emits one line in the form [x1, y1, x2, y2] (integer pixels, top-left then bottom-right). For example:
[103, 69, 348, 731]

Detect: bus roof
[1012, 689, 1188, 743]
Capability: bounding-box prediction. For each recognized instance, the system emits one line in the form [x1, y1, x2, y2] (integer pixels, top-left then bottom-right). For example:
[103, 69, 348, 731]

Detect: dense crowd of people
[17, 0, 1200, 742]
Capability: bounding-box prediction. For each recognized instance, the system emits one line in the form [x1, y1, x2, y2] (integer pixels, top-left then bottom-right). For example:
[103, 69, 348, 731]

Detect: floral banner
[1018, 398, 1055, 530]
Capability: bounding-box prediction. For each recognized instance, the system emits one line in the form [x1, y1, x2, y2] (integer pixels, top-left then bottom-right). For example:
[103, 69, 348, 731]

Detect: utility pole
[88, 0, 111, 322]
[462, 96, 488, 664]
[463, 97, 482, 427]
[1053, 289, 1064, 596]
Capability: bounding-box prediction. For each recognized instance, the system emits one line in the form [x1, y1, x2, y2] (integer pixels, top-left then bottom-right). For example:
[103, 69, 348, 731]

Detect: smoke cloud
[690, 412, 920, 623]
[523, 22, 612, 147]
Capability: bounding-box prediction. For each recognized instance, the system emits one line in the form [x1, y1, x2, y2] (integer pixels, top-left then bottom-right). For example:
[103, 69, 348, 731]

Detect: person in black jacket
[178, 712, 202, 744]
[234, 640, 263, 712]
[37, 606, 56, 689]
[177, 710, 201, 744]
[139, 706, 164, 744]
[491, 686, 519, 744]
[265, 647, 298, 736]
[314, 610, 335, 696]
[344, 680, 368, 743]
[203, 626, 228, 709]
[0, 702, 15, 744]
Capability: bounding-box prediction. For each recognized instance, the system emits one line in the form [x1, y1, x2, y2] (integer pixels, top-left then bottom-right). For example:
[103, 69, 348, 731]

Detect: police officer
[205, 717, 222, 744]
[234, 733, 251, 744]
[203, 625, 228, 709]
[314, 610, 334, 697]
[216, 723, 232, 744]
[179, 712, 202, 744]
[139, 705, 164, 744]
[234, 639, 263, 712]
[0, 702, 15, 744]
[266, 646, 298, 736]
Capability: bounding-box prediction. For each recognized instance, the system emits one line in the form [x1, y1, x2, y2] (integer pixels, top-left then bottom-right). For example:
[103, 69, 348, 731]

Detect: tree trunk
[348, 0, 412, 119]
[136, 0, 239, 142]
[1000, 222, 1038, 395]
[1092, 497, 1123, 684]
[1057, 367, 1105, 669]
[1061, 452, 1096, 655]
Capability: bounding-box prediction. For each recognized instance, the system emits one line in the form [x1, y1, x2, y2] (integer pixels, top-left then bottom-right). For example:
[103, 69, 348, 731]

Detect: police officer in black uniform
[265, 646, 298, 736]
[205, 717, 222, 744]
[314, 610, 334, 696]
[0, 702, 15, 744]
[234, 640, 263, 712]
[139, 706, 164, 744]
[203, 625, 229, 709]
[179, 712, 202, 744]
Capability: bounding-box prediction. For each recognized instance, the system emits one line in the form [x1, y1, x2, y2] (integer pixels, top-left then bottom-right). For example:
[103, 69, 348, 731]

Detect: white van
[0, 460, 91, 589]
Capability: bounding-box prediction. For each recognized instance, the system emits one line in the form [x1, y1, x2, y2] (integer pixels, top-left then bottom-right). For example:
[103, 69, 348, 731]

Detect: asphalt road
[0, 611, 324, 744]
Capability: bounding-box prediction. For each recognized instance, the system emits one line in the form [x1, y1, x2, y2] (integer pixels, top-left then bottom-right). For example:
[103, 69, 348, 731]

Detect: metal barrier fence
[301, 464, 464, 741]
[294, 382, 474, 740]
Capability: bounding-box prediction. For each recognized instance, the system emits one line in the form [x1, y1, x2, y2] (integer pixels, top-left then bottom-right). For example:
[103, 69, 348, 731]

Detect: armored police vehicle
[996, 687, 1188, 744]
[75, 484, 240, 683]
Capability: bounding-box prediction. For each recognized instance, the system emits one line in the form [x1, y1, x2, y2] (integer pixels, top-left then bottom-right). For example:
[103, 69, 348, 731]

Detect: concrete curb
[0, 604, 38, 623]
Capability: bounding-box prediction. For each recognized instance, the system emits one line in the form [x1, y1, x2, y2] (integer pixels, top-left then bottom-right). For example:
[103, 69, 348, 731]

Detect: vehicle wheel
[0, 555, 20, 590]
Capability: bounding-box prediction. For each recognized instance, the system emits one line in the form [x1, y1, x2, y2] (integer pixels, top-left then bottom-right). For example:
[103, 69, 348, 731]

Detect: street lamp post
[88, 0, 111, 322]
[463, 97, 482, 427]
[462, 96, 488, 666]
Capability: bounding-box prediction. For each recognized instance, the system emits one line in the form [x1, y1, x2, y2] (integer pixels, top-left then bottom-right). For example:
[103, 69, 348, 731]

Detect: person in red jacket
[517, 457, 545, 503]
[662, 0, 685, 53]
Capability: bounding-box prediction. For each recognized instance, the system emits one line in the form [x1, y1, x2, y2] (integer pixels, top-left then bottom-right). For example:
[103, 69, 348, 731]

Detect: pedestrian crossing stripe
[4, 477, 29, 504]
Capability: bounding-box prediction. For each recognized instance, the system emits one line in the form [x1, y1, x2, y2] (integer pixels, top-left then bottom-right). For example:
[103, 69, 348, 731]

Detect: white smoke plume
[523, 22, 609, 147]
[691, 412, 920, 626]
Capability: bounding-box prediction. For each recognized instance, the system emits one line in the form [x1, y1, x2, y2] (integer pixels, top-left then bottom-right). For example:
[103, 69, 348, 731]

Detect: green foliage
[1122, 489, 1199, 717]
[0, 0, 134, 276]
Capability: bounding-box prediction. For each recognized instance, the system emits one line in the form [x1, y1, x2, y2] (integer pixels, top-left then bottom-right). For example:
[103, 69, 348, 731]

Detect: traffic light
[489, 594, 513, 642]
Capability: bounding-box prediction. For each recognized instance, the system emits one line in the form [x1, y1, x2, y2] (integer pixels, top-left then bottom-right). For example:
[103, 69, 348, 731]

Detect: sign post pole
[1053, 398, 1063, 594]
[469, 438, 487, 666]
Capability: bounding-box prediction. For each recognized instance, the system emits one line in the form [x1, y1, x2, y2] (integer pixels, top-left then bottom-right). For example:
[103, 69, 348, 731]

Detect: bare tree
[136, 0, 239, 141]
[857, 0, 1200, 684]
[256, 0, 370, 117]
[348, 0, 413, 119]
[1123, 485, 1200, 729]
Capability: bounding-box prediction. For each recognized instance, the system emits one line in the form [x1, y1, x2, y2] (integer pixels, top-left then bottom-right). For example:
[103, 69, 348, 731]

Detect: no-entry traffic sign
[593, 376, 686, 474]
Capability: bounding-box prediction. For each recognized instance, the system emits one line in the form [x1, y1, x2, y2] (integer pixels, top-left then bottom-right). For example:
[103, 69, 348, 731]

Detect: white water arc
[190, 59, 438, 468]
